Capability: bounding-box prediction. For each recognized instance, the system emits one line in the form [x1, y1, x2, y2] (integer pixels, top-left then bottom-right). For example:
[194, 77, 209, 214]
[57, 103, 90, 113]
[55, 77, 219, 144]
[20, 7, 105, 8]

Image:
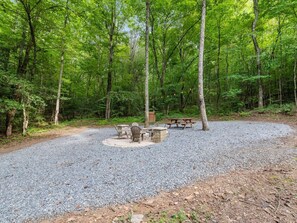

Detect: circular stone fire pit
[102, 136, 156, 148]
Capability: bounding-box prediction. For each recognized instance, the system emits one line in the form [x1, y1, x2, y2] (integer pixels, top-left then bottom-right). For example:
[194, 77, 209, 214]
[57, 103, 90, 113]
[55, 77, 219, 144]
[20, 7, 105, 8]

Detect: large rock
[131, 214, 144, 223]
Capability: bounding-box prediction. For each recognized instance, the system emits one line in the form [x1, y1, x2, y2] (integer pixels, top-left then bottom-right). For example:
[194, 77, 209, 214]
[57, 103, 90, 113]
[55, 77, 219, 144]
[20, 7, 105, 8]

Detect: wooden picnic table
[166, 118, 195, 129]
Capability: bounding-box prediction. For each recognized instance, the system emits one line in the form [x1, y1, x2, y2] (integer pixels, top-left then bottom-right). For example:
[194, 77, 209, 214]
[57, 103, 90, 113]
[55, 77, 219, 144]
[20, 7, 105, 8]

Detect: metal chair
[131, 126, 141, 143]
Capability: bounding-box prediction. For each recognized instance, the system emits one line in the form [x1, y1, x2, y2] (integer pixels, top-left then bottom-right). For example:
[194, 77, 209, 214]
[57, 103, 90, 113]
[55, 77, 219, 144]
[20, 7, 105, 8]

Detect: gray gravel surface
[0, 121, 296, 222]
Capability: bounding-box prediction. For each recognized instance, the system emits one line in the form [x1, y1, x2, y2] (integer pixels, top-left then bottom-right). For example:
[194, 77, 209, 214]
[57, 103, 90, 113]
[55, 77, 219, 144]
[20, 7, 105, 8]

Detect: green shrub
[239, 111, 252, 117]
[255, 103, 296, 115]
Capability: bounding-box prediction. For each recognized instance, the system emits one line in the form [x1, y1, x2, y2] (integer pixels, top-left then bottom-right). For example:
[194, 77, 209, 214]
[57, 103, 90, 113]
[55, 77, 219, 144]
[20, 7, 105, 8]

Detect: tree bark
[279, 77, 282, 105]
[105, 2, 116, 119]
[22, 105, 29, 136]
[17, 29, 26, 74]
[27, 10, 37, 77]
[144, 0, 150, 127]
[215, 18, 221, 110]
[18, 39, 32, 76]
[54, 52, 65, 124]
[198, 0, 209, 131]
[6, 109, 16, 137]
[251, 0, 263, 108]
[54, 0, 69, 125]
[19, 0, 38, 78]
[150, 13, 160, 81]
[294, 58, 297, 106]
[278, 16, 283, 106]
[225, 46, 229, 91]
[160, 32, 167, 103]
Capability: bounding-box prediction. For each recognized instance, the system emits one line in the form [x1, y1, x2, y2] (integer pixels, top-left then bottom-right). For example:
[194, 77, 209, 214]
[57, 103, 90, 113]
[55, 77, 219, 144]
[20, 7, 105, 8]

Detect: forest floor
[1, 113, 297, 222]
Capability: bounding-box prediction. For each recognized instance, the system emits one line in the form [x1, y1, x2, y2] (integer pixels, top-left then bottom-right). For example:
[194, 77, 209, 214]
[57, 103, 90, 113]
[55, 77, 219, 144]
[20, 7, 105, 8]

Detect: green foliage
[0, 0, 297, 135]
[256, 103, 296, 115]
[110, 90, 143, 117]
[239, 111, 252, 117]
[56, 116, 144, 128]
[0, 99, 22, 113]
[221, 88, 245, 112]
[147, 209, 209, 223]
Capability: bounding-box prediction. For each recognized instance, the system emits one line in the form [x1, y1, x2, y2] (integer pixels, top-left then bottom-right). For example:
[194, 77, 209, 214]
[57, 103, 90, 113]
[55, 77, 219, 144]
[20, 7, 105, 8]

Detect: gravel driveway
[0, 121, 296, 222]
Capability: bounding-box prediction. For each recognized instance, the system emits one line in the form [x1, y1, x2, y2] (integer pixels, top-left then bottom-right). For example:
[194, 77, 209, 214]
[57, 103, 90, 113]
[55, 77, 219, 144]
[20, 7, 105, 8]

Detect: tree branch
[166, 19, 200, 62]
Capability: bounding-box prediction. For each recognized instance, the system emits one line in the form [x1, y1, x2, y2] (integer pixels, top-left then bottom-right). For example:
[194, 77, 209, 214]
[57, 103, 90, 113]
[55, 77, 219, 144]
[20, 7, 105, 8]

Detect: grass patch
[239, 111, 252, 117]
[0, 134, 25, 145]
[146, 209, 211, 223]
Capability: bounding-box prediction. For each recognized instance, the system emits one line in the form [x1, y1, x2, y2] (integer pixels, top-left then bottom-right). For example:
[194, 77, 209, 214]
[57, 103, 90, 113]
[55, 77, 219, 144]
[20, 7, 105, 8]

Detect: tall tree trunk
[198, 0, 209, 131]
[54, 0, 69, 125]
[105, 3, 116, 119]
[294, 57, 297, 106]
[17, 29, 26, 74]
[251, 0, 263, 108]
[22, 105, 29, 136]
[54, 51, 65, 124]
[19, 0, 38, 78]
[150, 14, 160, 81]
[279, 77, 282, 105]
[160, 32, 167, 111]
[6, 109, 16, 137]
[225, 46, 229, 91]
[27, 13, 37, 78]
[278, 16, 283, 106]
[18, 40, 32, 76]
[215, 18, 221, 110]
[144, 0, 150, 127]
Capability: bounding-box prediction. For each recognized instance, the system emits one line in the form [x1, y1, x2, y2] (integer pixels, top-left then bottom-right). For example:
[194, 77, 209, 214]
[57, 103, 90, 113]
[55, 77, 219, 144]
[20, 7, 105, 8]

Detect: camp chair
[131, 126, 141, 143]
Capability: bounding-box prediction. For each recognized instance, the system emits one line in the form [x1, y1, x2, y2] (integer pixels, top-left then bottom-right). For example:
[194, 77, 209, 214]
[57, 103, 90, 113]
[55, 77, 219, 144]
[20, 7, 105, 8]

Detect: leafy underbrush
[255, 103, 296, 115]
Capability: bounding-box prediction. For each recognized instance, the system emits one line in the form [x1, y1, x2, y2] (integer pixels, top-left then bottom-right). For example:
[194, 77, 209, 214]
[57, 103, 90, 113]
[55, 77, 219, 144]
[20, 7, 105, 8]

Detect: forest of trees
[0, 0, 296, 136]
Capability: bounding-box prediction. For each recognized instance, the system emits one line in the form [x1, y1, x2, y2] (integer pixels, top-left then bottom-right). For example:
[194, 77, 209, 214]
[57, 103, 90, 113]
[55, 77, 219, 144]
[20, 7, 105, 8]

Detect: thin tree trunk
[18, 40, 32, 76]
[294, 58, 297, 106]
[105, 94, 111, 119]
[278, 16, 283, 106]
[160, 32, 167, 107]
[19, 0, 37, 78]
[215, 18, 221, 110]
[150, 14, 160, 81]
[5, 109, 16, 137]
[251, 0, 263, 108]
[105, 3, 116, 119]
[225, 46, 229, 91]
[54, 52, 65, 124]
[279, 77, 282, 105]
[198, 0, 209, 131]
[17, 29, 26, 74]
[27, 13, 37, 78]
[268, 77, 272, 105]
[54, 0, 69, 125]
[144, 0, 150, 127]
[22, 105, 29, 136]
